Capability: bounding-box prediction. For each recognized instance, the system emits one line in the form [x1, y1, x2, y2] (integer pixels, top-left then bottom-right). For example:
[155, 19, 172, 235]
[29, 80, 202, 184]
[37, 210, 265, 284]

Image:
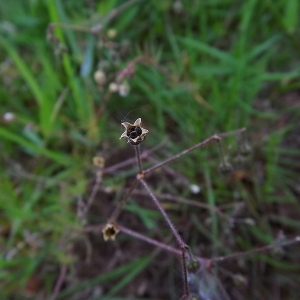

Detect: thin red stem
[211, 236, 300, 263]
[143, 135, 220, 175]
[134, 144, 143, 173]
[118, 224, 180, 256]
[139, 178, 190, 296]
[85, 172, 102, 214]
[143, 128, 246, 176]
[50, 264, 68, 300]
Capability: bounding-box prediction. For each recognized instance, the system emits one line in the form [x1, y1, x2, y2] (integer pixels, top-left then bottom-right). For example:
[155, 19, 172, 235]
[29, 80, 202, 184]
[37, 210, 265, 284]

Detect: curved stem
[139, 178, 190, 297]
[134, 144, 143, 173]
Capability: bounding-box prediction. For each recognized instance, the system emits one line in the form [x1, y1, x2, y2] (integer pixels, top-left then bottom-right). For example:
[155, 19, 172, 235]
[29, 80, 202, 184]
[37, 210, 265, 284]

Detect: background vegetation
[1, 0, 300, 299]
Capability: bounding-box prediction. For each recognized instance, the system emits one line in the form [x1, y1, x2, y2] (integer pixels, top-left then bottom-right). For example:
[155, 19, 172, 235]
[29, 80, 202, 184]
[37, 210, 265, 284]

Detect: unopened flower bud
[94, 70, 106, 86]
[119, 82, 130, 97]
[107, 28, 117, 39]
[109, 82, 119, 93]
[190, 184, 201, 194]
[3, 112, 15, 122]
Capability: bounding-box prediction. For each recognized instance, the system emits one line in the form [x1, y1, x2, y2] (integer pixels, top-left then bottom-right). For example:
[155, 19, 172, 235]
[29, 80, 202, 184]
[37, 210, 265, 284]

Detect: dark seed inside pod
[127, 126, 142, 138]
[136, 127, 142, 135]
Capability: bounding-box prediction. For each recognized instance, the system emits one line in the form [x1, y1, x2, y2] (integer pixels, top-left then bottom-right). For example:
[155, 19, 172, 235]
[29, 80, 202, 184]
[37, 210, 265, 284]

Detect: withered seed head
[119, 118, 149, 145]
[93, 156, 105, 168]
[102, 223, 119, 241]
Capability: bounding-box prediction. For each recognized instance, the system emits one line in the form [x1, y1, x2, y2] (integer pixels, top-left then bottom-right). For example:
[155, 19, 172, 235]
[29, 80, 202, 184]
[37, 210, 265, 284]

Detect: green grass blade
[177, 36, 236, 65]
[58, 256, 152, 298]
[284, 0, 299, 33]
[105, 255, 152, 297]
[0, 127, 74, 166]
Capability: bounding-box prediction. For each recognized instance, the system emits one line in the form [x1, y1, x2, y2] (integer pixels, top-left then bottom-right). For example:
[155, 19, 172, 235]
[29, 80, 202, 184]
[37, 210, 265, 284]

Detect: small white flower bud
[3, 112, 15, 122]
[189, 184, 201, 194]
[94, 70, 106, 86]
[119, 82, 130, 97]
[109, 82, 119, 93]
[107, 28, 117, 39]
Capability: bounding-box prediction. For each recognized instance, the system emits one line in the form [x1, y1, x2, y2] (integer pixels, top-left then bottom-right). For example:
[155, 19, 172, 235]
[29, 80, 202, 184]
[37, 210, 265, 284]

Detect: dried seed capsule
[119, 118, 149, 145]
[102, 223, 119, 241]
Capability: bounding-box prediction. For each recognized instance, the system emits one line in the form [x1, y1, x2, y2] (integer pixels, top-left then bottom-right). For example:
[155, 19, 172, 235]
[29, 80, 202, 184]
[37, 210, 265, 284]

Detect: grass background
[1, 0, 300, 299]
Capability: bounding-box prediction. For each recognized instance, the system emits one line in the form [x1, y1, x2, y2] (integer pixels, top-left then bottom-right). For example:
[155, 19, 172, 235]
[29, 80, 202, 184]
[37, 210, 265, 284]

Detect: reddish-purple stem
[50, 264, 68, 300]
[211, 236, 300, 263]
[139, 178, 190, 296]
[134, 145, 142, 173]
[143, 135, 220, 175]
[143, 128, 246, 176]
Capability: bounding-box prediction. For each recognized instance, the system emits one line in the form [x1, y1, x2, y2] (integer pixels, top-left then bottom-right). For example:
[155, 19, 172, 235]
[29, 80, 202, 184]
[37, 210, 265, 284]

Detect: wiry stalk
[134, 144, 143, 173]
[143, 135, 219, 176]
[143, 128, 245, 176]
[139, 178, 190, 297]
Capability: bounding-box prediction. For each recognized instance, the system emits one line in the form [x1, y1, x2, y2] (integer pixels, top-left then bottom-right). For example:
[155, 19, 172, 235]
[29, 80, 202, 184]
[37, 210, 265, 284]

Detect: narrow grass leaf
[80, 36, 95, 77]
[0, 128, 74, 166]
[177, 36, 235, 65]
[284, 0, 299, 33]
[105, 255, 152, 297]
[58, 256, 152, 298]
[245, 35, 280, 62]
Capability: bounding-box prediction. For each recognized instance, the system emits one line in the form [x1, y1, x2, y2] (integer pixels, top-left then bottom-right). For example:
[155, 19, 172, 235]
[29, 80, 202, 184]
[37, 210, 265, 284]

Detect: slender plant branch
[86, 224, 300, 265]
[143, 135, 219, 176]
[143, 128, 245, 176]
[50, 264, 68, 300]
[138, 179, 185, 252]
[211, 236, 300, 263]
[217, 128, 246, 138]
[138, 178, 190, 296]
[85, 171, 102, 214]
[118, 224, 182, 256]
[118, 224, 300, 266]
[134, 145, 143, 173]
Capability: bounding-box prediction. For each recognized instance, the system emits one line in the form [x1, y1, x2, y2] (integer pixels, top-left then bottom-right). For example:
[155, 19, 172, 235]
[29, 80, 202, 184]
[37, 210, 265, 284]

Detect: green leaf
[0, 127, 74, 166]
[284, 0, 299, 33]
[177, 36, 236, 65]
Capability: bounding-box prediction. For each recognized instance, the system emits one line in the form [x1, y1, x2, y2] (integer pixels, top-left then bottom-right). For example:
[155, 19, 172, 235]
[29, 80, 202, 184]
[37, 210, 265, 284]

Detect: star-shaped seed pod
[119, 118, 149, 145]
[102, 223, 120, 241]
